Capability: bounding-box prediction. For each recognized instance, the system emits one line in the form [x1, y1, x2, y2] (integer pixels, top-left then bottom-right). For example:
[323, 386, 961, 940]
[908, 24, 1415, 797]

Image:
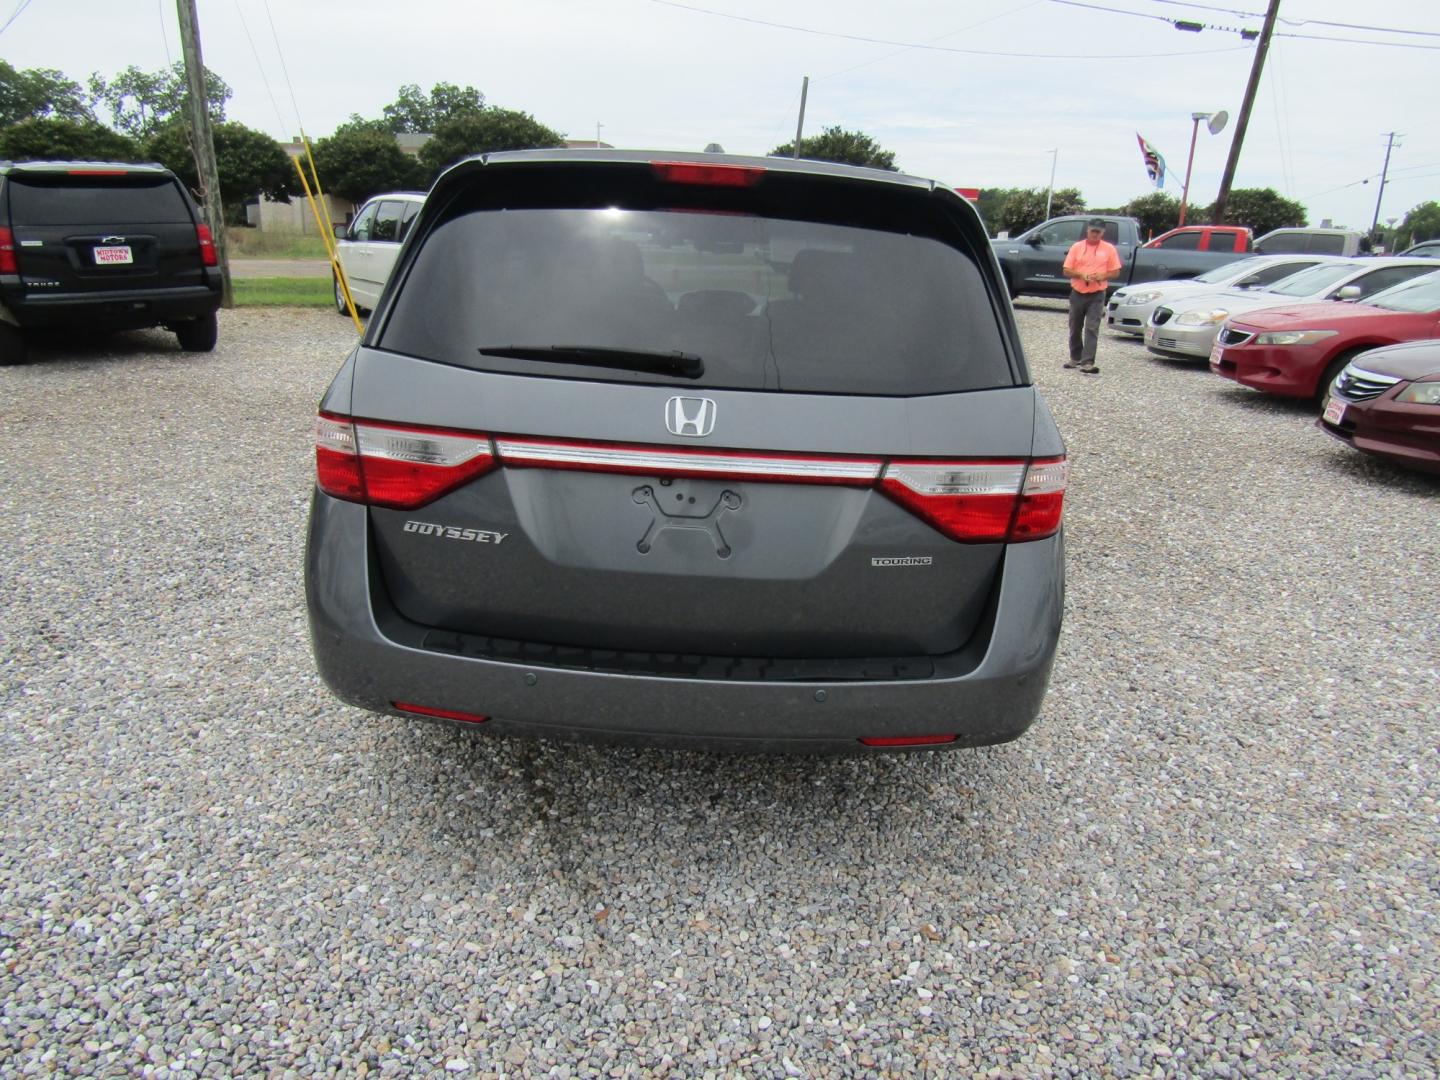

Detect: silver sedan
[1106, 255, 1326, 337]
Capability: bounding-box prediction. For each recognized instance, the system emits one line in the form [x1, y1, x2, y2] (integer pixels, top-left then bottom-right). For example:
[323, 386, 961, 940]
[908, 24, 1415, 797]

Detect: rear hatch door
[352, 157, 1042, 662]
[6, 168, 205, 293]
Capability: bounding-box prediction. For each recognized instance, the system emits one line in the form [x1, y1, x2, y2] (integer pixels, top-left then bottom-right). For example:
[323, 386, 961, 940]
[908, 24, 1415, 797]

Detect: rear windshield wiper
[477, 344, 704, 379]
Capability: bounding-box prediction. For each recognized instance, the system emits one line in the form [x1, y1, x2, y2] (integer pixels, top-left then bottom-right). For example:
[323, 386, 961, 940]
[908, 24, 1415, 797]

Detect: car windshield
[1263, 262, 1359, 297]
[381, 206, 1014, 396]
[1194, 257, 1267, 284]
[1366, 271, 1440, 313]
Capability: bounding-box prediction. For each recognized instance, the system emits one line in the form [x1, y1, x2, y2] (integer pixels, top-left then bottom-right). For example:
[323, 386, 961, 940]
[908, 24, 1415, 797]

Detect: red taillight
[859, 734, 958, 747]
[393, 701, 489, 725]
[196, 223, 218, 267]
[879, 456, 1068, 543]
[652, 162, 765, 188]
[0, 227, 16, 273]
[314, 412, 497, 509]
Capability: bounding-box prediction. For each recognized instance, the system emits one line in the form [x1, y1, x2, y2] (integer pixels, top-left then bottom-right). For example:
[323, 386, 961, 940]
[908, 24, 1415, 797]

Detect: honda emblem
[665, 396, 717, 438]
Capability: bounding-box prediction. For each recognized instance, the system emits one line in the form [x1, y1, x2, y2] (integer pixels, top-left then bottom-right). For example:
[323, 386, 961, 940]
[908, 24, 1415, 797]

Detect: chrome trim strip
[1345, 366, 1400, 387]
[495, 438, 884, 482]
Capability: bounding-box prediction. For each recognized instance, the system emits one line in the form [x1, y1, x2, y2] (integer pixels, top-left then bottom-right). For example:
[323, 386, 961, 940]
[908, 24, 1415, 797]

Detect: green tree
[417, 107, 565, 182]
[312, 127, 424, 204]
[88, 62, 230, 140]
[1207, 187, 1306, 235]
[974, 188, 1022, 236]
[999, 187, 1085, 236]
[0, 116, 142, 162]
[769, 126, 897, 171]
[1395, 201, 1440, 247]
[382, 82, 485, 133]
[0, 61, 93, 126]
[1120, 191, 1183, 239]
[147, 120, 299, 213]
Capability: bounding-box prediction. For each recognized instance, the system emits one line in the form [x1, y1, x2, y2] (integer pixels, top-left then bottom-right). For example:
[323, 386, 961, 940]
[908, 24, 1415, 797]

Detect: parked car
[331, 191, 425, 313]
[1400, 239, 1440, 258]
[0, 160, 222, 365]
[305, 149, 1069, 753]
[1146, 258, 1438, 361]
[992, 214, 1247, 299]
[1107, 254, 1324, 337]
[1142, 225, 1251, 252]
[1318, 339, 1440, 475]
[1210, 270, 1440, 405]
[1253, 227, 1367, 257]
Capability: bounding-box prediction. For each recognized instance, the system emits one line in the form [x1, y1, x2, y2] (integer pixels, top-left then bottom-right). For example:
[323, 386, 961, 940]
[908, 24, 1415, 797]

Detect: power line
[1148, 0, 1440, 39]
[1054, 0, 1440, 49]
[232, 0, 289, 134]
[0, 0, 35, 37]
[819, 1, 1045, 80]
[648, 0, 1250, 59]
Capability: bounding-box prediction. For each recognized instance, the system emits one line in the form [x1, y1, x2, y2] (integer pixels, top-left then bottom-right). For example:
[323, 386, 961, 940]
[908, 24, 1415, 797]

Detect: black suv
[0, 160, 223, 365]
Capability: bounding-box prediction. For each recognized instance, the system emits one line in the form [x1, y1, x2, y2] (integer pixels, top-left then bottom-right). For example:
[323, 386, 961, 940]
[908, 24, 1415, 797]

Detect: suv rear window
[7, 175, 191, 226]
[380, 204, 1013, 396]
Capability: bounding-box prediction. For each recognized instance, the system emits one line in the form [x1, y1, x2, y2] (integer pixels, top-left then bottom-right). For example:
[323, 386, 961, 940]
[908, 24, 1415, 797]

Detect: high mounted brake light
[651, 162, 765, 188]
[66, 168, 130, 176]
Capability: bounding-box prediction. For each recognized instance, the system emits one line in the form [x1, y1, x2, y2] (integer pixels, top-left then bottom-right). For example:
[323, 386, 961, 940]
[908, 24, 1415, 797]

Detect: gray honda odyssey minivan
[305, 150, 1066, 752]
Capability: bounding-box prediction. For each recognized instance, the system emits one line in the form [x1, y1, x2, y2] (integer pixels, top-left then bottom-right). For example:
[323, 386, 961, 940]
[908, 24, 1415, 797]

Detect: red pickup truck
[1142, 225, 1252, 252]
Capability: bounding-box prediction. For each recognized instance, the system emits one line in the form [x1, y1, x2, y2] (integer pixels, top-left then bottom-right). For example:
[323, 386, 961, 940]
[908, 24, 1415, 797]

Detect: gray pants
[1068, 290, 1105, 365]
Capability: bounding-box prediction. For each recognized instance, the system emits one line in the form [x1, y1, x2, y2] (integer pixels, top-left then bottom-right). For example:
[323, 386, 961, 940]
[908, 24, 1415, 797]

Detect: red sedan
[1318, 340, 1440, 475]
[1209, 270, 1440, 405]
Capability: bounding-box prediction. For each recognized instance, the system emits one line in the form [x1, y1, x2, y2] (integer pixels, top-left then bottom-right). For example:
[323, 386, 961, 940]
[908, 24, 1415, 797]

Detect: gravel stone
[0, 305, 1436, 1077]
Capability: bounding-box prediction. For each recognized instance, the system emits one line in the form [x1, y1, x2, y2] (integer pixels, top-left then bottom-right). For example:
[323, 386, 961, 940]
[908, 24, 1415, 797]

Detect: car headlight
[1253, 329, 1340, 346]
[1125, 290, 1163, 305]
[1396, 381, 1440, 405]
[1175, 309, 1230, 326]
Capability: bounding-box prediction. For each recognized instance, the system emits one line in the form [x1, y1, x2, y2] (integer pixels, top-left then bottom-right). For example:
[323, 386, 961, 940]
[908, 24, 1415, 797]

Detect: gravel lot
[1, 305, 1436, 1078]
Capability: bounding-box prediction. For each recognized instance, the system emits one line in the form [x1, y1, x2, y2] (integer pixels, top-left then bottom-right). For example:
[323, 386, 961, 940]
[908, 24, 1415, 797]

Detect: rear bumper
[2, 282, 220, 330]
[304, 492, 1065, 753]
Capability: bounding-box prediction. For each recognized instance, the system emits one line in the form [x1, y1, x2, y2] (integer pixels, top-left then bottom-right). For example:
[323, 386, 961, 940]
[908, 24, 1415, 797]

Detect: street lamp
[1179, 110, 1228, 226]
[1043, 149, 1058, 220]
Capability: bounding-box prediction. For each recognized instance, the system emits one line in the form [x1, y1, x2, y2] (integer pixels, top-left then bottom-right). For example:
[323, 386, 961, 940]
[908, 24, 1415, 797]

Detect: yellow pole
[292, 152, 362, 333]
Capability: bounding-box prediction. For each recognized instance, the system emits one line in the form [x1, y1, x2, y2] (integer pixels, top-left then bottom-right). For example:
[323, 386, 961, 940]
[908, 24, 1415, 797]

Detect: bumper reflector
[393, 701, 490, 725]
[859, 734, 958, 747]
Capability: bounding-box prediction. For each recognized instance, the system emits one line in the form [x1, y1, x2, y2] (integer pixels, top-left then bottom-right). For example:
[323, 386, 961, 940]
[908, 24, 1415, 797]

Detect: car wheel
[0, 322, 28, 366]
[1005, 273, 1019, 301]
[174, 311, 218, 352]
[1316, 349, 1362, 408]
[334, 272, 349, 316]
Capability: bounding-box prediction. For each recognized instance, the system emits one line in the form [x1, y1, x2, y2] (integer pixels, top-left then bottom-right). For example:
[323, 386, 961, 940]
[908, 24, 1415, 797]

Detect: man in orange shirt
[1063, 219, 1123, 374]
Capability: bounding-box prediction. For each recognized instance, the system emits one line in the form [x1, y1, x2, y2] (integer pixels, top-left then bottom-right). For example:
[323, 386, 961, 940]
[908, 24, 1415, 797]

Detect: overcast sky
[4, 0, 1436, 231]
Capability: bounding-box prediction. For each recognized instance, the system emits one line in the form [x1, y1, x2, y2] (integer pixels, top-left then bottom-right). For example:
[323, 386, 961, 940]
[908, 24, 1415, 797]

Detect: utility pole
[1212, 0, 1281, 222]
[792, 76, 809, 159]
[1369, 132, 1400, 240]
[176, 0, 233, 308]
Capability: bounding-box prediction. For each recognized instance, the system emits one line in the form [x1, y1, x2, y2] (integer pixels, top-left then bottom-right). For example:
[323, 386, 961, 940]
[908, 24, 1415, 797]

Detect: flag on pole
[1136, 133, 1166, 189]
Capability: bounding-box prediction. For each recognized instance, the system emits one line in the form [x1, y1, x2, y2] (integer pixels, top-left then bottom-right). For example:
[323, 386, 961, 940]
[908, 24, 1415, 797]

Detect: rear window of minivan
[379, 205, 1015, 396]
[7, 175, 191, 226]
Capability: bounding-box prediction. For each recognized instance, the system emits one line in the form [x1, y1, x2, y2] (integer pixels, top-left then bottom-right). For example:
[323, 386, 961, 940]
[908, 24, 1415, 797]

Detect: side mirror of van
[333, 223, 349, 240]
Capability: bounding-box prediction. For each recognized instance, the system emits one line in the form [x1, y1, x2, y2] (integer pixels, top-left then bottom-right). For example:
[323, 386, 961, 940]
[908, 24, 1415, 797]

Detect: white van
[1253, 227, 1366, 257]
[332, 191, 426, 313]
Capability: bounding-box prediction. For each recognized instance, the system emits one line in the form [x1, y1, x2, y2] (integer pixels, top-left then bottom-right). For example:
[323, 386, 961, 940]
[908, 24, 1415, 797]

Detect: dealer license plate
[1323, 397, 1347, 425]
[93, 245, 133, 265]
[1209, 342, 1223, 367]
